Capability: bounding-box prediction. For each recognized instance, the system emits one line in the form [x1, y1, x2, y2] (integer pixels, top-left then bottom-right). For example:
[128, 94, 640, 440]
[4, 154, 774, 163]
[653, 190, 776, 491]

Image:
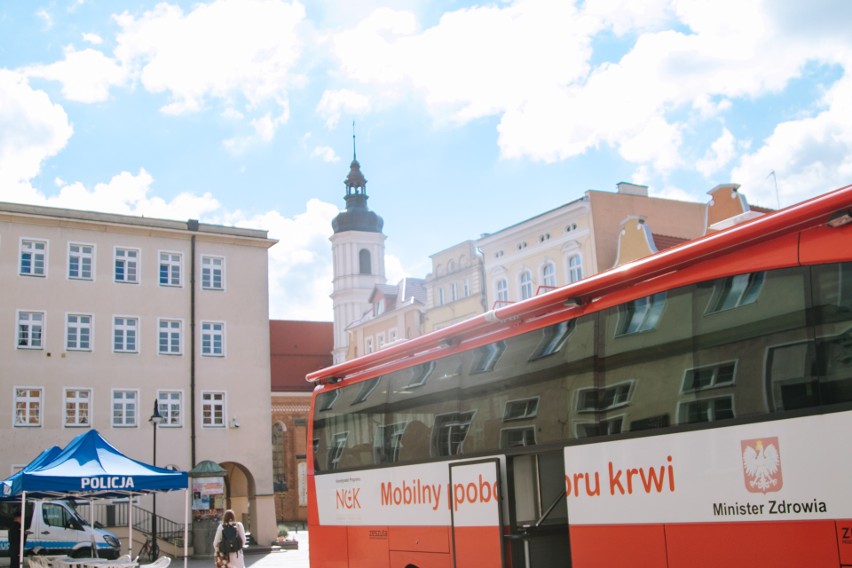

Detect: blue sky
[2, 0, 852, 320]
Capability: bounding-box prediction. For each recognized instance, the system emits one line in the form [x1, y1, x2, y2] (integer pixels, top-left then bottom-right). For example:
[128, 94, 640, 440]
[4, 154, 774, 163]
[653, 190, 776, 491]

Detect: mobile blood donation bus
[306, 183, 852, 568]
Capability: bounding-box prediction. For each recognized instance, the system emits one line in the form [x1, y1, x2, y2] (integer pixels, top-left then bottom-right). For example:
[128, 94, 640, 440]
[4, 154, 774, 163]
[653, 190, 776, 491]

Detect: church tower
[330, 135, 386, 363]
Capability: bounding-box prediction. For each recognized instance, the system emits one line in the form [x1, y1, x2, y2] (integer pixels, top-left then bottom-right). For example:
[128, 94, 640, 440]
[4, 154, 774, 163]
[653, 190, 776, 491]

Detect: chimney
[616, 182, 649, 197]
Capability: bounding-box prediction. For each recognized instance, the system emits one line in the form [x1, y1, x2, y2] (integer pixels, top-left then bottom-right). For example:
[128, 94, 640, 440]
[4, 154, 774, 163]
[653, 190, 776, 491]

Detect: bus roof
[307, 183, 852, 385]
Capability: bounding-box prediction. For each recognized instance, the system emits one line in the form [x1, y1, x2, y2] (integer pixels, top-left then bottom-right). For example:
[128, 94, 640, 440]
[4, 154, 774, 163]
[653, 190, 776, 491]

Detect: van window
[42, 503, 75, 529]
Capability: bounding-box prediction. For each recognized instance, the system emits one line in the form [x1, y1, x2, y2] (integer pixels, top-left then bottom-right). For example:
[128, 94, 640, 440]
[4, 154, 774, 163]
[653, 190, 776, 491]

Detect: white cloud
[316, 88, 371, 128]
[238, 199, 339, 320]
[25, 46, 127, 103]
[731, 73, 852, 208]
[82, 32, 103, 45]
[311, 145, 340, 162]
[696, 128, 737, 177]
[0, 70, 73, 190]
[113, 0, 307, 117]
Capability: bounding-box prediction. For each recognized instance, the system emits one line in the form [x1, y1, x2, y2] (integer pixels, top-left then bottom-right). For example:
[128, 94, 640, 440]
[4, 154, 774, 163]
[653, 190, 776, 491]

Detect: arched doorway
[220, 462, 257, 541]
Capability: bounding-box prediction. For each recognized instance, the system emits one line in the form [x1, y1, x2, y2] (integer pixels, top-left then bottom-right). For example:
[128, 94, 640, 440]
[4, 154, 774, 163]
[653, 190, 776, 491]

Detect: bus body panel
[800, 221, 852, 263]
[570, 524, 667, 568]
[388, 525, 449, 553]
[665, 520, 839, 567]
[308, 525, 348, 567]
[347, 526, 389, 568]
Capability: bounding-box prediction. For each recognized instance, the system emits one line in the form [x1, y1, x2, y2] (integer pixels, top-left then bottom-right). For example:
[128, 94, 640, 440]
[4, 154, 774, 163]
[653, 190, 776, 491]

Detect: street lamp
[148, 400, 163, 560]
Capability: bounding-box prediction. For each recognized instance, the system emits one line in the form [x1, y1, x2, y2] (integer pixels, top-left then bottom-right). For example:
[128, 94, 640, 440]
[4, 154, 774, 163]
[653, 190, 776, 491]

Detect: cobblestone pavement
[180, 531, 309, 568]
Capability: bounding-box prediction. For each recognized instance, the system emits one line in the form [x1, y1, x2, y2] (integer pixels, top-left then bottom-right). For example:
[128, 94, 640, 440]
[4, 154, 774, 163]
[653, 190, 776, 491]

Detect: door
[506, 451, 572, 567]
[449, 459, 504, 568]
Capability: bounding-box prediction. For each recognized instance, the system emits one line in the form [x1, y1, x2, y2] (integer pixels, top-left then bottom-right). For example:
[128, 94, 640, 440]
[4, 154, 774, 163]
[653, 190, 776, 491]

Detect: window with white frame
[201, 321, 225, 356]
[433, 411, 475, 456]
[576, 416, 624, 438]
[14, 388, 42, 427]
[617, 293, 666, 335]
[64, 388, 91, 427]
[678, 396, 734, 424]
[576, 381, 634, 412]
[496, 278, 509, 303]
[201, 255, 225, 290]
[463, 279, 470, 297]
[365, 337, 374, 354]
[66, 314, 93, 351]
[157, 391, 182, 426]
[542, 262, 557, 288]
[159, 252, 182, 286]
[520, 270, 533, 300]
[68, 243, 94, 280]
[20, 239, 47, 276]
[158, 319, 182, 355]
[501, 427, 536, 448]
[113, 316, 139, 353]
[114, 247, 139, 283]
[682, 362, 737, 392]
[707, 272, 765, 313]
[202, 392, 226, 427]
[470, 341, 506, 374]
[377, 333, 385, 350]
[450, 283, 458, 302]
[503, 397, 539, 421]
[112, 389, 138, 427]
[437, 287, 445, 306]
[17, 311, 44, 349]
[568, 254, 583, 283]
[389, 329, 398, 343]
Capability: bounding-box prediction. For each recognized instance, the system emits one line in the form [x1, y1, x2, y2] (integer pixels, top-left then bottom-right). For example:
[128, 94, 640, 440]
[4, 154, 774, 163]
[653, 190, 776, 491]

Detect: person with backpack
[213, 509, 246, 568]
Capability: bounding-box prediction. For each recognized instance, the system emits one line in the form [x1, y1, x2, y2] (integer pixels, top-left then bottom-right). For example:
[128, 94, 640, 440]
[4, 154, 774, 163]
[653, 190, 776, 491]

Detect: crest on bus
[741, 437, 782, 494]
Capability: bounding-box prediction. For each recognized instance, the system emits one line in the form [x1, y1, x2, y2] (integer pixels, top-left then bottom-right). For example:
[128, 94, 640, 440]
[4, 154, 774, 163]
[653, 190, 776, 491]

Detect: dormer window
[375, 298, 385, 316]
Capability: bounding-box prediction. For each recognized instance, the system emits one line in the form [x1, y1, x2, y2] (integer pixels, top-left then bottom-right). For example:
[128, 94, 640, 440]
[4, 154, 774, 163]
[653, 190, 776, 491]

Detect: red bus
[306, 184, 852, 568]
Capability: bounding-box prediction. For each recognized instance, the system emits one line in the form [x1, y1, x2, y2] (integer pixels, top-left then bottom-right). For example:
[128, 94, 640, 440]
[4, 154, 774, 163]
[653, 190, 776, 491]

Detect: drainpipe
[187, 220, 199, 467]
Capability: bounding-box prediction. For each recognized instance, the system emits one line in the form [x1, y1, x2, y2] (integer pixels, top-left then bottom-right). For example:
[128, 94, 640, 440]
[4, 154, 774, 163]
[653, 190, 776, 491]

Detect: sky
[2, 0, 852, 321]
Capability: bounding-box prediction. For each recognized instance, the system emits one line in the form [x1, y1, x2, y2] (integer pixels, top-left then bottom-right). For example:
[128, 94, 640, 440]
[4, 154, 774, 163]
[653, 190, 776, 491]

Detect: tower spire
[352, 121, 357, 162]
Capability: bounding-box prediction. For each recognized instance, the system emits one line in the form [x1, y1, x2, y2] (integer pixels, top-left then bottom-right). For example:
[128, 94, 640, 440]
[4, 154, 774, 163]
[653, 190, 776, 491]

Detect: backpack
[219, 523, 242, 555]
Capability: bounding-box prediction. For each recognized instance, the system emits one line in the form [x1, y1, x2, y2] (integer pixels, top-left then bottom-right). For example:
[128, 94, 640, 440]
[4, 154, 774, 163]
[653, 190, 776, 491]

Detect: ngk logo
[336, 488, 361, 510]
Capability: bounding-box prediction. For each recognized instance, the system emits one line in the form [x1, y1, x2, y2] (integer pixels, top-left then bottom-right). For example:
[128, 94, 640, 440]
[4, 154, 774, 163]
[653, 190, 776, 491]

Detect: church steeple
[329, 128, 387, 363]
[332, 126, 383, 234]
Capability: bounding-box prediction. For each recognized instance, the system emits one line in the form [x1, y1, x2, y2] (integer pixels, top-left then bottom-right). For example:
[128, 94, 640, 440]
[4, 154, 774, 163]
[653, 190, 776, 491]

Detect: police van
[0, 500, 121, 562]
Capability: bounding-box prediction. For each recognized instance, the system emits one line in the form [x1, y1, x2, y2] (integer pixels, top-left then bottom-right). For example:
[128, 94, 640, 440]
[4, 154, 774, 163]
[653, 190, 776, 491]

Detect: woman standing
[212, 510, 246, 568]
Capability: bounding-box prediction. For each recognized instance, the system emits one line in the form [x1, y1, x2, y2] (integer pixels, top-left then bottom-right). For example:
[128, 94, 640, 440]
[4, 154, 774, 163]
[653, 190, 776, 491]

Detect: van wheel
[71, 548, 92, 559]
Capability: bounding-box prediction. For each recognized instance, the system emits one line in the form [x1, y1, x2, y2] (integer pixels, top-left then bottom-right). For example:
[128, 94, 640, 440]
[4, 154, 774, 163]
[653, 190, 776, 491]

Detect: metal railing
[80, 501, 186, 547]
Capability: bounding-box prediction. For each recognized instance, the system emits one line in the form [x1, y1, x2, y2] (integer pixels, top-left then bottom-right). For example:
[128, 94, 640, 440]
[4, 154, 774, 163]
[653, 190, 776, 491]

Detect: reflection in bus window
[433, 411, 475, 456]
[312, 264, 852, 472]
[707, 272, 765, 313]
[617, 292, 666, 335]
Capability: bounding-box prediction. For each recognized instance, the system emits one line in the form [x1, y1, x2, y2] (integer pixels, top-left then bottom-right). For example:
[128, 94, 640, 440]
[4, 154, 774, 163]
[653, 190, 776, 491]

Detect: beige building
[424, 240, 486, 333]
[477, 182, 709, 309]
[0, 202, 278, 551]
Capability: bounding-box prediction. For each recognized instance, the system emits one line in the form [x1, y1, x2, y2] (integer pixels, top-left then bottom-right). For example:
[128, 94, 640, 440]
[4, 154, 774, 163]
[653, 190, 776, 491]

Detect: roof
[270, 320, 333, 392]
[652, 233, 688, 251]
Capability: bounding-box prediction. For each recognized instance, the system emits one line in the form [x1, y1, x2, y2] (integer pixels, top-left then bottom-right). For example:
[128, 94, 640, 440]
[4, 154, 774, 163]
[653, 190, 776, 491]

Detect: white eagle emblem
[741, 437, 782, 494]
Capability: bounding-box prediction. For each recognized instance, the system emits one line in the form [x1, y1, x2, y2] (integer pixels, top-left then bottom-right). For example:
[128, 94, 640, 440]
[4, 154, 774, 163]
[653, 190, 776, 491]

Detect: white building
[0, 202, 278, 550]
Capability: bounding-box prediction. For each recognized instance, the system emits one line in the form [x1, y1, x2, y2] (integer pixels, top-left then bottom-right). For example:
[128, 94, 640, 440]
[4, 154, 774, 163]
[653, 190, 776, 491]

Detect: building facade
[269, 320, 333, 523]
[0, 202, 278, 548]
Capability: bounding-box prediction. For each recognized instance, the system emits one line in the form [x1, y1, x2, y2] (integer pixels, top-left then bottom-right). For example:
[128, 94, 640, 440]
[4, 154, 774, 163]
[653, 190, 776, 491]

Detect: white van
[0, 501, 121, 562]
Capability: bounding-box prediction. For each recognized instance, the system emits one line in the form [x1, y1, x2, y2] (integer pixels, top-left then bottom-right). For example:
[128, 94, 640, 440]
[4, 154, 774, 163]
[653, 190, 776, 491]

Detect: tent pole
[183, 489, 189, 568]
[19, 492, 26, 568]
[128, 495, 133, 558]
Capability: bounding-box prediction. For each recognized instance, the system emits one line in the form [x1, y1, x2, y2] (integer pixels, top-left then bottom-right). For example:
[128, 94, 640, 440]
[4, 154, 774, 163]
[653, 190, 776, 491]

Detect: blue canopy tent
[0, 446, 62, 498]
[2, 431, 189, 568]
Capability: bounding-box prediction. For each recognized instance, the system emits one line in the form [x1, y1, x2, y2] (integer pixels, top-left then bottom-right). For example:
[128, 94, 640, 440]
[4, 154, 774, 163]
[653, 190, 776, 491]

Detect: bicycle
[137, 537, 160, 563]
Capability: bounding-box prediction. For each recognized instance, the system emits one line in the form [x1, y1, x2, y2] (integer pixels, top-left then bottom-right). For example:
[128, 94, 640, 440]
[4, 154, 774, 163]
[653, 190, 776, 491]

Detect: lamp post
[149, 400, 163, 560]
